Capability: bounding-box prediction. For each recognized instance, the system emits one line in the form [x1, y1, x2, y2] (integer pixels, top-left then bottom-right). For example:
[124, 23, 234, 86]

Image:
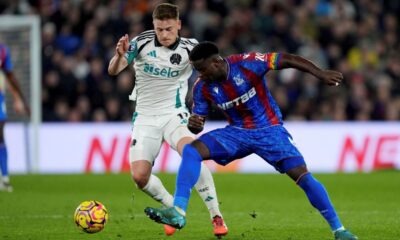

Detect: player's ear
[210, 58, 220, 69]
[177, 19, 181, 30]
[213, 56, 223, 66]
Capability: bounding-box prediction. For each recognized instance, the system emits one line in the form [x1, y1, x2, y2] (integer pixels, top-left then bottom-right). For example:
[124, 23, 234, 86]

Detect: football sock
[142, 174, 174, 207]
[0, 144, 8, 179]
[174, 144, 202, 212]
[297, 173, 343, 231]
[195, 162, 222, 219]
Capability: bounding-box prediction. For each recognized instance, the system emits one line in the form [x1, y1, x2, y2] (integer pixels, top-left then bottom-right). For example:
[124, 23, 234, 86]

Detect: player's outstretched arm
[279, 53, 343, 86]
[108, 34, 129, 76]
[5, 71, 30, 116]
[188, 114, 206, 134]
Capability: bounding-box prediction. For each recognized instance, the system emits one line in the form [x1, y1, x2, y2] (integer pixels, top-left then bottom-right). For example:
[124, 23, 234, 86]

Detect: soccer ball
[74, 200, 109, 233]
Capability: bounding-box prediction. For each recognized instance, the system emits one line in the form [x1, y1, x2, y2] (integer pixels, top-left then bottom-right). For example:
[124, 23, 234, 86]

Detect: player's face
[193, 57, 226, 82]
[153, 19, 181, 47]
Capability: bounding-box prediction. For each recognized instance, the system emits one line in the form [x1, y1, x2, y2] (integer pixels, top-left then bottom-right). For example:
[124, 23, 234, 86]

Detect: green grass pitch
[0, 172, 399, 239]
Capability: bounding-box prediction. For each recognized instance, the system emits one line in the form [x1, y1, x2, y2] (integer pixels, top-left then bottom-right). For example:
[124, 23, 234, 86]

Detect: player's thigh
[130, 124, 163, 165]
[252, 125, 304, 173]
[0, 93, 7, 122]
[198, 126, 251, 165]
[163, 111, 194, 152]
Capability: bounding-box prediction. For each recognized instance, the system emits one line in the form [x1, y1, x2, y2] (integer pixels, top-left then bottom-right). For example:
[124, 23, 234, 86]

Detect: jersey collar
[224, 58, 230, 82]
[154, 36, 180, 50]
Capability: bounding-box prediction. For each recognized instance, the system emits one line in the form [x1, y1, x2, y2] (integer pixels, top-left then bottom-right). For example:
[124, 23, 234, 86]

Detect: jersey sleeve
[124, 38, 139, 65]
[240, 52, 281, 76]
[186, 38, 199, 51]
[264, 52, 281, 70]
[1, 46, 13, 72]
[191, 79, 209, 116]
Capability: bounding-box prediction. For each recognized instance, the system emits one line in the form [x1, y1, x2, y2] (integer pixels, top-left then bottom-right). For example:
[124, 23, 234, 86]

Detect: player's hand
[116, 34, 129, 57]
[318, 70, 343, 86]
[188, 114, 205, 134]
[13, 98, 30, 116]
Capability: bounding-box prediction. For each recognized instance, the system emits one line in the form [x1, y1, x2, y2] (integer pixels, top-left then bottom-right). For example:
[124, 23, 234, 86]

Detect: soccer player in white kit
[108, 3, 228, 237]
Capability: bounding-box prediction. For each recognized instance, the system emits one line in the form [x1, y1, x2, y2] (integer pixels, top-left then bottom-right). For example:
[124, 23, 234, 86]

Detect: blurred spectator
[1, 0, 398, 122]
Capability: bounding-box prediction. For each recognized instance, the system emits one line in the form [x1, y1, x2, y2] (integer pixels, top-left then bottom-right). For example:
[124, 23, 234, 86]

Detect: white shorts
[129, 110, 195, 164]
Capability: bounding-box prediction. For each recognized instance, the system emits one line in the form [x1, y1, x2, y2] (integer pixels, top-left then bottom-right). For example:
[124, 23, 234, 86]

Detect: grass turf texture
[0, 172, 399, 239]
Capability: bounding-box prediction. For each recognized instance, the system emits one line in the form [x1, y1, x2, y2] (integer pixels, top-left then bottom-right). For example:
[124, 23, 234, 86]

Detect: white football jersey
[125, 30, 198, 115]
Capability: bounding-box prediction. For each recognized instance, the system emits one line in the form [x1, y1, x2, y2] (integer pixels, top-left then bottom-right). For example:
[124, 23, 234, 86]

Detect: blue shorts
[198, 125, 305, 173]
[0, 93, 6, 121]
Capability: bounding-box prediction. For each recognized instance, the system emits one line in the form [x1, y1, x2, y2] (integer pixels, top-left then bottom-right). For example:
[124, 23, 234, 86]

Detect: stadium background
[2, 0, 399, 122]
[1, 0, 400, 174]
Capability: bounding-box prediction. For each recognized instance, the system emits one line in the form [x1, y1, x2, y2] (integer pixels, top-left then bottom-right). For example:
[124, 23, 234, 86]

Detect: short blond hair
[152, 3, 179, 20]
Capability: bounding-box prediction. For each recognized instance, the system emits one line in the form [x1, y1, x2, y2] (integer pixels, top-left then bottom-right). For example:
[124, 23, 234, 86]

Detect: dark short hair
[153, 3, 179, 20]
[189, 41, 219, 62]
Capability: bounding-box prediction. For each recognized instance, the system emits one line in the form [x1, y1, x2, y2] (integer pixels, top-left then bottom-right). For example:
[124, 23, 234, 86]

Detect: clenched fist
[188, 114, 205, 134]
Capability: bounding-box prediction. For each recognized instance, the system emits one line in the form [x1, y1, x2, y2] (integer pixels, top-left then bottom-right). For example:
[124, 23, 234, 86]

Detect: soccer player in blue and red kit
[145, 42, 358, 240]
[0, 43, 30, 192]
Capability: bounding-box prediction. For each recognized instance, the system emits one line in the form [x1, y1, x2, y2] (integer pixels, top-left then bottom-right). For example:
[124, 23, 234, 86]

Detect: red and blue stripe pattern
[0, 44, 13, 73]
[192, 52, 283, 128]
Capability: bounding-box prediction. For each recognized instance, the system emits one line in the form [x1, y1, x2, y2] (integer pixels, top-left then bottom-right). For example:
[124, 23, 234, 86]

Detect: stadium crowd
[1, 0, 399, 122]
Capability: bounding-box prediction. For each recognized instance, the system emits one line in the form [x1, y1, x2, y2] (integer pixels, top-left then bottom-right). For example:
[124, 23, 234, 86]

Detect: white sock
[194, 163, 223, 219]
[2, 176, 10, 184]
[142, 174, 174, 207]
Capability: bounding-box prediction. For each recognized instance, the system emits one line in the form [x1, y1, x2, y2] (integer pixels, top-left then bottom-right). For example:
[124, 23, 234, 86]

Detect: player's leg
[172, 125, 250, 212]
[131, 118, 178, 236]
[286, 165, 358, 240]
[130, 161, 173, 207]
[0, 121, 12, 192]
[174, 138, 229, 237]
[173, 140, 209, 213]
[254, 125, 357, 239]
[165, 113, 225, 223]
[130, 158, 177, 236]
[130, 123, 173, 207]
[146, 126, 248, 230]
[286, 165, 343, 231]
[145, 140, 210, 229]
[0, 93, 11, 192]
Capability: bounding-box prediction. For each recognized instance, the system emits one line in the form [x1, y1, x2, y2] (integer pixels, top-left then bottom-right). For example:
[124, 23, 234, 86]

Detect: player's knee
[130, 160, 152, 189]
[132, 173, 149, 189]
[189, 140, 210, 159]
[286, 164, 309, 182]
[183, 144, 203, 162]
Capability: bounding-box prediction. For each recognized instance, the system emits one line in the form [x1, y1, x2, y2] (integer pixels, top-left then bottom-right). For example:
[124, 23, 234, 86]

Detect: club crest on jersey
[213, 87, 219, 94]
[217, 87, 256, 110]
[170, 53, 182, 65]
[233, 75, 244, 86]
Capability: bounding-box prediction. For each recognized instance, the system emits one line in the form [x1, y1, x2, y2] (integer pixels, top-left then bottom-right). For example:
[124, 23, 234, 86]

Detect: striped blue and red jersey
[0, 44, 13, 73]
[192, 52, 283, 129]
[0, 44, 13, 92]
